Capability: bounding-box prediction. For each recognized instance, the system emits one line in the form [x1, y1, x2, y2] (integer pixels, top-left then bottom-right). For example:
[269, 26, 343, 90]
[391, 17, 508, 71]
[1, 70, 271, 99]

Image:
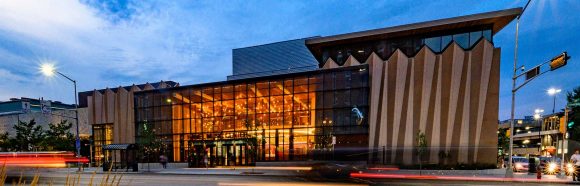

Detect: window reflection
[320, 28, 493, 62]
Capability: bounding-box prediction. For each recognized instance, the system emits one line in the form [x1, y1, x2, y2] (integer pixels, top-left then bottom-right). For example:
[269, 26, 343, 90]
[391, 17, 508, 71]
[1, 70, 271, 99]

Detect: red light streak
[350, 172, 570, 183]
[0, 151, 87, 168]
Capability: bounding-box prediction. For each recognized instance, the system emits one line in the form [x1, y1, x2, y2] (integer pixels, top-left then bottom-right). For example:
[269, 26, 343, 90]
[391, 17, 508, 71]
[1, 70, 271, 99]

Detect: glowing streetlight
[39, 63, 56, 77]
[39, 62, 81, 172]
[547, 88, 561, 114]
[534, 108, 544, 120]
[547, 88, 561, 96]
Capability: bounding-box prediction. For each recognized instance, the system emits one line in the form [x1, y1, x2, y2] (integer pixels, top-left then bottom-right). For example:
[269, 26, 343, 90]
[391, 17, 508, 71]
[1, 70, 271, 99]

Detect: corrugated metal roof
[102, 144, 137, 150]
[229, 38, 318, 80]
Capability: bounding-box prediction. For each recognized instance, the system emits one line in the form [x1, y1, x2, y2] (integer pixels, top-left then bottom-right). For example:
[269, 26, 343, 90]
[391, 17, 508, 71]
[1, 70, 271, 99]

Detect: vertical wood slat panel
[403, 59, 414, 165]
[390, 50, 408, 163]
[458, 52, 471, 163]
[377, 56, 389, 163]
[446, 43, 466, 163]
[429, 55, 443, 164]
[365, 40, 499, 165]
[439, 43, 456, 162]
[367, 53, 384, 161]
[474, 40, 495, 162]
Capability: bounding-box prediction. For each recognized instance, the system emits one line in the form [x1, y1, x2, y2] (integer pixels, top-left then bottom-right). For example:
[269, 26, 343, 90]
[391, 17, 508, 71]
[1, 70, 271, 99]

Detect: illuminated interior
[135, 66, 369, 166]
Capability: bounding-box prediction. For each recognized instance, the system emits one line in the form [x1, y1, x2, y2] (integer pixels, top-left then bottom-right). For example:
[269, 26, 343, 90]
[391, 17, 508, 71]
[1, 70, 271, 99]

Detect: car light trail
[350, 172, 571, 183]
[0, 151, 87, 168]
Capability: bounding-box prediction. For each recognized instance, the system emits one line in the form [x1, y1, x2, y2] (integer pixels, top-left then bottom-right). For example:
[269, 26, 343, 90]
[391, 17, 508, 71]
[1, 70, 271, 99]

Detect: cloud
[0, 0, 221, 103]
[0, 0, 578, 122]
[0, 68, 25, 82]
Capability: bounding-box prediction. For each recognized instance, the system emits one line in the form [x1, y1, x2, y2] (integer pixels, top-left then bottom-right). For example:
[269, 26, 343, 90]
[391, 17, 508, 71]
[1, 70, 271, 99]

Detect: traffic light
[549, 52, 570, 71]
[568, 109, 575, 128]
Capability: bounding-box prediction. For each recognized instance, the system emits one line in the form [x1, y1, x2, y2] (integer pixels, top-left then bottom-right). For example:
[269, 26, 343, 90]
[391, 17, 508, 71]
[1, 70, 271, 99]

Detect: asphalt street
[366, 179, 575, 186]
[7, 172, 365, 186]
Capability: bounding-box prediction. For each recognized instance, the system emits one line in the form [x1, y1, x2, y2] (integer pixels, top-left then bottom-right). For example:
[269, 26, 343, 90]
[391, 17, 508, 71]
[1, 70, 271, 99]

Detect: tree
[13, 119, 45, 151]
[416, 130, 427, 175]
[567, 87, 580, 141]
[138, 122, 163, 171]
[497, 128, 510, 167]
[45, 120, 75, 151]
[0, 132, 10, 151]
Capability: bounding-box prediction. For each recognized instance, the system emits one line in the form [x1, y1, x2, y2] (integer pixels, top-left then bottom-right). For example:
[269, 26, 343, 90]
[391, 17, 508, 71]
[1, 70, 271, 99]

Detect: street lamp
[39, 62, 81, 171]
[547, 88, 561, 114]
[534, 109, 544, 153]
[507, 0, 532, 177]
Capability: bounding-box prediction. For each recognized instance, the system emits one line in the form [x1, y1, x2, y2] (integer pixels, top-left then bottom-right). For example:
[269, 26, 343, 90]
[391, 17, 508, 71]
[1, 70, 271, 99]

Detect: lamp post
[547, 88, 561, 114]
[40, 63, 81, 171]
[507, 0, 532, 177]
[534, 109, 544, 154]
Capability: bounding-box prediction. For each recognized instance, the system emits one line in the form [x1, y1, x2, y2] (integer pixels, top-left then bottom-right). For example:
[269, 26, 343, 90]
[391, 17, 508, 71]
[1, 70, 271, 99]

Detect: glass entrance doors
[189, 139, 256, 167]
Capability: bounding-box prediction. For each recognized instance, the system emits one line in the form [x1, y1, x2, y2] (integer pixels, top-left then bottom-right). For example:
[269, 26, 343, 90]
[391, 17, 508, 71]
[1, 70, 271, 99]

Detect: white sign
[40, 100, 51, 114]
[21, 102, 30, 113]
[331, 136, 336, 145]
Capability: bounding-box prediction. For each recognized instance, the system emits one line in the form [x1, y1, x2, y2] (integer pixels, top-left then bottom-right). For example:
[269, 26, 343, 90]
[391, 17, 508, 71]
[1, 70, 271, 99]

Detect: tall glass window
[135, 65, 369, 165]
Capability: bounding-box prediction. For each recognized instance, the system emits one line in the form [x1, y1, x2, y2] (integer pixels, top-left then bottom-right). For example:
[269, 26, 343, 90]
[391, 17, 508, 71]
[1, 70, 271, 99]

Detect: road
[7, 172, 365, 186]
[367, 179, 572, 186]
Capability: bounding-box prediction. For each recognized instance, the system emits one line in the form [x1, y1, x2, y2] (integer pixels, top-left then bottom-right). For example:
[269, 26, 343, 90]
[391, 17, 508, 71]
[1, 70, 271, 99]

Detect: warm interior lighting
[39, 63, 56, 77]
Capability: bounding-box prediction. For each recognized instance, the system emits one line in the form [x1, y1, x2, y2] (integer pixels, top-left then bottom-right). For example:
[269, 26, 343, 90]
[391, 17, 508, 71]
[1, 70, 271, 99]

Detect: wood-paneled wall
[87, 82, 173, 144]
[323, 39, 500, 165]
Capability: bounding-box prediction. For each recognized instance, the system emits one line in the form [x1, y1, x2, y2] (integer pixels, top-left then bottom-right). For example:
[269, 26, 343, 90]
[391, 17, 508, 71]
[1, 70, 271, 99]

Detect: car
[503, 156, 529, 172]
[539, 157, 562, 174]
[512, 157, 530, 172]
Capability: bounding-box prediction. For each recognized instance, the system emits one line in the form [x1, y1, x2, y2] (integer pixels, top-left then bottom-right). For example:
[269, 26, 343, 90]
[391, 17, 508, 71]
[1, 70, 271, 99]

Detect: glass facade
[93, 124, 113, 165]
[134, 65, 369, 166]
[320, 28, 493, 65]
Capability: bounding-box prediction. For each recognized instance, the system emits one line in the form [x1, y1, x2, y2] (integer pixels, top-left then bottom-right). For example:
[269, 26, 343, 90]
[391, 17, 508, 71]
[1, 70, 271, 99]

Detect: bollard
[536, 164, 542, 179]
[528, 157, 536, 174]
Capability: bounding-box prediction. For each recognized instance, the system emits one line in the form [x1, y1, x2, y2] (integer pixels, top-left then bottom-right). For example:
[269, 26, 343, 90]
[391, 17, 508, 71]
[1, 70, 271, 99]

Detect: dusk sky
[0, 0, 578, 120]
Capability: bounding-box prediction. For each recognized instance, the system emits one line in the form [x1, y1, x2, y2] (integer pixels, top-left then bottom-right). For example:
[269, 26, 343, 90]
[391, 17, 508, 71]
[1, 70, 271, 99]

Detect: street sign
[40, 100, 51, 114]
[525, 66, 540, 80]
[21, 102, 30, 113]
[549, 52, 570, 71]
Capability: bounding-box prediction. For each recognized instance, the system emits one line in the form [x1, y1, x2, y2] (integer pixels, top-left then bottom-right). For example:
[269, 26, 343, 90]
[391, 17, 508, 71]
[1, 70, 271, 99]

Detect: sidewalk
[51, 166, 311, 177]
[352, 168, 577, 184]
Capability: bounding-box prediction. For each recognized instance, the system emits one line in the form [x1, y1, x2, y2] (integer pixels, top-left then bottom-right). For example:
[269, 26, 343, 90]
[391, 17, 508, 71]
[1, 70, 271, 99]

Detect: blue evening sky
[0, 0, 578, 120]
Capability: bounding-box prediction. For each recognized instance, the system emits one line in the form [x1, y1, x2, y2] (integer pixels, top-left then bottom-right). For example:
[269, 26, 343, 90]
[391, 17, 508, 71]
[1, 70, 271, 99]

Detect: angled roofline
[305, 8, 522, 46]
[233, 37, 320, 51]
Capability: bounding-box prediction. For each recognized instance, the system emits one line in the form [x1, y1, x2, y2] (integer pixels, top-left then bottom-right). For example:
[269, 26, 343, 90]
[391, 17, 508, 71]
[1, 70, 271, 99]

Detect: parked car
[503, 156, 529, 172]
[539, 157, 562, 174]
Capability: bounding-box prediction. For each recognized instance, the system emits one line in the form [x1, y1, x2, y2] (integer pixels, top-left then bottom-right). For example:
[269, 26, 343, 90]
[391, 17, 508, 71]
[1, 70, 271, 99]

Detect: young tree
[497, 128, 510, 167]
[13, 119, 45, 151]
[45, 120, 75, 151]
[0, 132, 10, 151]
[138, 122, 163, 171]
[416, 130, 427, 175]
[567, 87, 580, 141]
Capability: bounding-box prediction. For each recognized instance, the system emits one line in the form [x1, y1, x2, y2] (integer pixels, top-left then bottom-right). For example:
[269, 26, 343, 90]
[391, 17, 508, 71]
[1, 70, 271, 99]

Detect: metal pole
[538, 118, 542, 154]
[74, 80, 81, 172]
[559, 107, 568, 177]
[506, 15, 520, 178]
[507, 1, 531, 177]
[553, 95, 556, 114]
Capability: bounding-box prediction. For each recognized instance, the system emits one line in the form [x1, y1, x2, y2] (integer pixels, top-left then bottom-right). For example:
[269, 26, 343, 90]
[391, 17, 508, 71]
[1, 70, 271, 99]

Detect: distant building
[498, 116, 542, 156]
[0, 97, 89, 137]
